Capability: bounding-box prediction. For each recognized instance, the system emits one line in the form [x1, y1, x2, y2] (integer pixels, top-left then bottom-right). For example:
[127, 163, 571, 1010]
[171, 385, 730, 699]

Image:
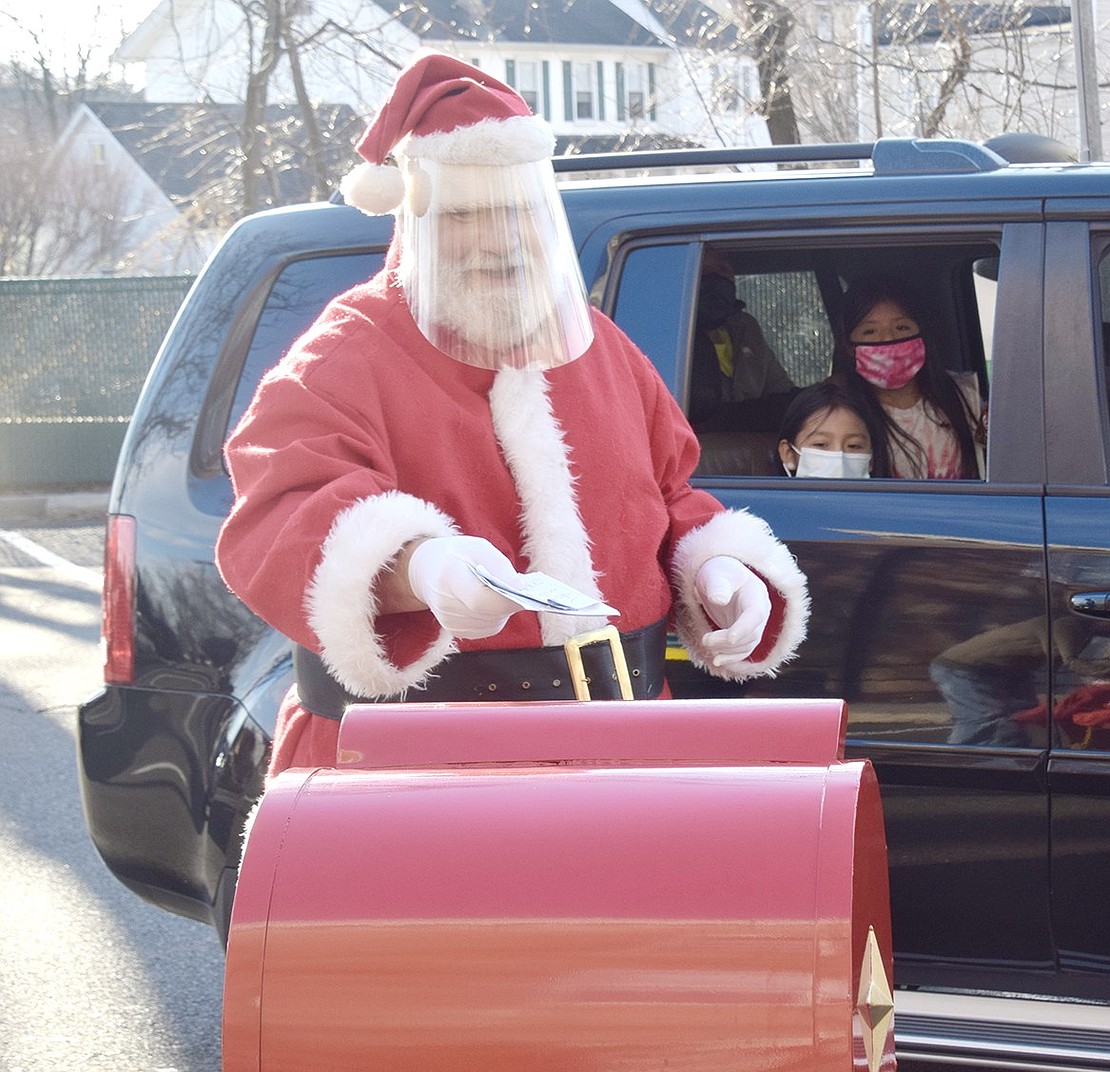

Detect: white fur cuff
[305, 491, 458, 698]
[671, 509, 809, 680]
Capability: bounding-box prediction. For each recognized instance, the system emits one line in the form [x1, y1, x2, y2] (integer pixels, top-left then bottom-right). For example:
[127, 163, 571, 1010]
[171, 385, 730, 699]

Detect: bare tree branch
[922, 0, 973, 136]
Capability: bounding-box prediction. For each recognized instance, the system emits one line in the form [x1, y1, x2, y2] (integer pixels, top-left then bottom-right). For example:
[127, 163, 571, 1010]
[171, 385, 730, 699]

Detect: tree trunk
[742, 0, 800, 145]
[921, 0, 972, 137]
[241, 0, 284, 214]
[282, 22, 329, 199]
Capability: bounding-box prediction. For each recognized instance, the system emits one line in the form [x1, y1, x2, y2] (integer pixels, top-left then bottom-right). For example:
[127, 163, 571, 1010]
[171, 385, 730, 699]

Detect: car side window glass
[612, 243, 687, 394]
[735, 271, 832, 387]
[227, 252, 384, 438]
[690, 242, 994, 481]
[1097, 253, 1110, 421]
[692, 265, 825, 477]
[972, 256, 997, 380]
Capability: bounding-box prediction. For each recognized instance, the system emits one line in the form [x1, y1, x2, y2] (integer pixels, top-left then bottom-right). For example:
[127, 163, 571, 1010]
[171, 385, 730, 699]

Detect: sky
[0, 0, 155, 76]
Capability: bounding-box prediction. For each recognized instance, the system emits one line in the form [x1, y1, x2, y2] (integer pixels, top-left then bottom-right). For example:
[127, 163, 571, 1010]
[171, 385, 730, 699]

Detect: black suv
[80, 139, 1110, 1069]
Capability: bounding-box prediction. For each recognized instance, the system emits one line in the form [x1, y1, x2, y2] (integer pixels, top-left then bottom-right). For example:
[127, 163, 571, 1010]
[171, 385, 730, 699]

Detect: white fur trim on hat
[671, 509, 809, 680]
[489, 368, 609, 645]
[401, 114, 555, 166]
[340, 161, 406, 216]
[305, 491, 458, 697]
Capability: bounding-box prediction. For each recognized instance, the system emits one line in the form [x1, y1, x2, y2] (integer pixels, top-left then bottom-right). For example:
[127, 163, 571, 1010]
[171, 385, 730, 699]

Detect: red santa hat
[341, 51, 556, 216]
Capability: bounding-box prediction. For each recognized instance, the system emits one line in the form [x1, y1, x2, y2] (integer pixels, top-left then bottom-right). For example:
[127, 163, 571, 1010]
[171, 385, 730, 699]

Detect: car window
[1097, 251, 1110, 424]
[686, 240, 995, 481]
[971, 256, 998, 378]
[611, 242, 687, 394]
[734, 270, 832, 386]
[227, 251, 384, 438]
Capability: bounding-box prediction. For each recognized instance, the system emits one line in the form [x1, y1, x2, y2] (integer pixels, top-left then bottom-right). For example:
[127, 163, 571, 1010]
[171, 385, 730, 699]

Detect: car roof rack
[329, 137, 1014, 206]
[551, 137, 1008, 177]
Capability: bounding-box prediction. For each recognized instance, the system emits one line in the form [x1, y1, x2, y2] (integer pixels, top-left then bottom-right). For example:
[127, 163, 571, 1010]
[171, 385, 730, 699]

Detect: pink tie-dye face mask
[854, 335, 926, 390]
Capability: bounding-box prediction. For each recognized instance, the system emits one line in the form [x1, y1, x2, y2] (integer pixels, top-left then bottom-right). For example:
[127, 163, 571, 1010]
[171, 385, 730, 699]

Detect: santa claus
[215, 50, 810, 778]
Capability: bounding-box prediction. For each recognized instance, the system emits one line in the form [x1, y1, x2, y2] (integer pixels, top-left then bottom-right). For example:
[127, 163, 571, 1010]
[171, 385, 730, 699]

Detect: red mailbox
[224, 698, 894, 1071]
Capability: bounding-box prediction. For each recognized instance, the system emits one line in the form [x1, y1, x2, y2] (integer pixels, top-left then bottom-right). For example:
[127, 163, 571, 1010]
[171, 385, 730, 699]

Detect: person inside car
[214, 51, 809, 778]
[832, 273, 984, 479]
[777, 377, 889, 478]
[689, 249, 798, 433]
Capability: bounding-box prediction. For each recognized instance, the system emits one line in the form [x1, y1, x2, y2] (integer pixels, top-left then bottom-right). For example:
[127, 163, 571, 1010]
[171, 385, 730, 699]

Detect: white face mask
[787, 446, 872, 479]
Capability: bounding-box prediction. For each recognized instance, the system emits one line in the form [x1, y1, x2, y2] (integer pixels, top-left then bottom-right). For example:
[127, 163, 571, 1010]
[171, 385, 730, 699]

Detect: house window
[626, 64, 646, 120]
[91, 142, 106, 165]
[515, 60, 540, 114]
[572, 61, 595, 120]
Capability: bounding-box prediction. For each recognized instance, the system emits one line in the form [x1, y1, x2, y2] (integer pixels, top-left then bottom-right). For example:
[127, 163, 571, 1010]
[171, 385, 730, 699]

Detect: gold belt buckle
[563, 625, 634, 701]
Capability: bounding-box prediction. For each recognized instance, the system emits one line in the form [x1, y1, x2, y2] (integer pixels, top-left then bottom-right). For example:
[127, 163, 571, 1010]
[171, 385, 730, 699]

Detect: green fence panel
[0, 275, 191, 489]
[0, 419, 128, 490]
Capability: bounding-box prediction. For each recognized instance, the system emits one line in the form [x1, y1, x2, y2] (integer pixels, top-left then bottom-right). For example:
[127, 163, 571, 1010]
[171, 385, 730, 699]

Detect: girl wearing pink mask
[834, 274, 984, 479]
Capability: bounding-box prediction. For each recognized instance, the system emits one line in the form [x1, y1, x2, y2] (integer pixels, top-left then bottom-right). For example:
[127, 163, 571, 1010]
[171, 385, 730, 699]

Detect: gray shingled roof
[876, 2, 1070, 43]
[84, 100, 361, 206]
[393, 0, 737, 49]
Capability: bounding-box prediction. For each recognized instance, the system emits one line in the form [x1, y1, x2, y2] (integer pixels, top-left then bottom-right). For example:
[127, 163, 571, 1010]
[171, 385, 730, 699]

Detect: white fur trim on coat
[401, 114, 555, 165]
[671, 509, 809, 680]
[305, 491, 458, 697]
[489, 368, 609, 644]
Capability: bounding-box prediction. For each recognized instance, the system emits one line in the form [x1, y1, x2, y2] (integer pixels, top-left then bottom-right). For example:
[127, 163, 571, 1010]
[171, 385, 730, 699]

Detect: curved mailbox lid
[224, 699, 893, 1072]
[336, 697, 848, 769]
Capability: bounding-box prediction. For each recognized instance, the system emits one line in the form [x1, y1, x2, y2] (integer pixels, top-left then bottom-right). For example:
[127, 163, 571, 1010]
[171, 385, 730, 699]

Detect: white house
[48, 99, 362, 274]
[46, 102, 208, 275]
[818, 0, 1109, 156]
[859, 2, 1084, 147]
[111, 0, 769, 152]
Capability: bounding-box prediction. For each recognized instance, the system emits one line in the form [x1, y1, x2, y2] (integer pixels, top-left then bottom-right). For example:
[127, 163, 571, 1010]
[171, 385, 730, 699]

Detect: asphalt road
[0, 520, 224, 1072]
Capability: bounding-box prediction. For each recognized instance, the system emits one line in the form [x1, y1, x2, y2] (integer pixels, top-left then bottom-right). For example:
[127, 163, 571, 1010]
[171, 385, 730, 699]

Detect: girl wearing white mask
[834, 274, 984, 480]
[778, 378, 884, 479]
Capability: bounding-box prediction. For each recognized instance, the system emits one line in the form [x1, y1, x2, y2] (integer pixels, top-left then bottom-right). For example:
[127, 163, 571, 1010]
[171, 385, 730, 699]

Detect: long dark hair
[831, 273, 979, 479]
[779, 377, 891, 477]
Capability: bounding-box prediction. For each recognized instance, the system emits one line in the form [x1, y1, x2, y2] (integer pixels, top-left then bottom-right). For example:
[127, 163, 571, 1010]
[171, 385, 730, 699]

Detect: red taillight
[103, 514, 137, 685]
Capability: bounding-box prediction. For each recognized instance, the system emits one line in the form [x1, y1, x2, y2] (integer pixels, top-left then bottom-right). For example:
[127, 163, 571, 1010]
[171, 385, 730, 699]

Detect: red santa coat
[216, 264, 809, 774]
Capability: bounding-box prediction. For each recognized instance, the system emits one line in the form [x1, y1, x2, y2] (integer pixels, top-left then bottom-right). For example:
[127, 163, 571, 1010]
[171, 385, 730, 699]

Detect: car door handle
[1069, 591, 1110, 617]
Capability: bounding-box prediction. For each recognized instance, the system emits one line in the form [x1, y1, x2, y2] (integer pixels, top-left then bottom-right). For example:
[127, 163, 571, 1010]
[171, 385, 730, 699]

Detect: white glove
[695, 556, 773, 670]
[407, 536, 522, 640]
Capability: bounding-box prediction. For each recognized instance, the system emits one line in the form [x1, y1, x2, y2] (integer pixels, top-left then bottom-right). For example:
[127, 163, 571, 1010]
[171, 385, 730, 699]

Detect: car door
[607, 214, 1054, 992]
[1044, 215, 1110, 995]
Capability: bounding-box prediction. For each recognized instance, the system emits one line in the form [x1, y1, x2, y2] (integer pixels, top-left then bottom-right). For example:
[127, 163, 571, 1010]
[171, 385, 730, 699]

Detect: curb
[0, 489, 110, 526]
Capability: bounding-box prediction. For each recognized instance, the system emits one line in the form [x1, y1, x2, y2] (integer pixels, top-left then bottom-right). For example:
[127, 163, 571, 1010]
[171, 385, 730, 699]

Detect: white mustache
[457, 254, 521, 273]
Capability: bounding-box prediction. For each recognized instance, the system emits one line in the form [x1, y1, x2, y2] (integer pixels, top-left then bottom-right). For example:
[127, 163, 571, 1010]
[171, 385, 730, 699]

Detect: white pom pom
[340, 162, 405, 215]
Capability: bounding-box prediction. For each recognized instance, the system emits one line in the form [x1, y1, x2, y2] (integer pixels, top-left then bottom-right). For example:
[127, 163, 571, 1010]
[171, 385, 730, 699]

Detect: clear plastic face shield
[396, 157, 594, 371]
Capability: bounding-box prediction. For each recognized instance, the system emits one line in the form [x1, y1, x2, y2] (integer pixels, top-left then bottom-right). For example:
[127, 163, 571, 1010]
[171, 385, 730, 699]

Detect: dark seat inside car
[695, 431, 782, 477]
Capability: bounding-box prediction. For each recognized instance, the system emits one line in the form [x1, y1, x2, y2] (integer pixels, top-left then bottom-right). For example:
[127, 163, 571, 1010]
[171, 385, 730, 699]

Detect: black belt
[294, 618, 667, 720]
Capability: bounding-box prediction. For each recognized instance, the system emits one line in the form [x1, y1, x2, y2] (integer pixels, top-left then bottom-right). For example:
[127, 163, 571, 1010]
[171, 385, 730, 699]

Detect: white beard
[401, 249, 557, 352]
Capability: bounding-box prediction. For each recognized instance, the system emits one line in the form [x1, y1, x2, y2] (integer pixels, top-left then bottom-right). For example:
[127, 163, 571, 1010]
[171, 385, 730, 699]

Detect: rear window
[227, 251, 384, 437]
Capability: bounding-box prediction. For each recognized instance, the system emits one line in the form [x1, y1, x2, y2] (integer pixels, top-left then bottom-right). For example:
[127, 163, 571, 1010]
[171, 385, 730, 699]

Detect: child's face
[796, 406, 871, 453]
[849, 299, 920, 344]
[779, 406, 872, 469]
